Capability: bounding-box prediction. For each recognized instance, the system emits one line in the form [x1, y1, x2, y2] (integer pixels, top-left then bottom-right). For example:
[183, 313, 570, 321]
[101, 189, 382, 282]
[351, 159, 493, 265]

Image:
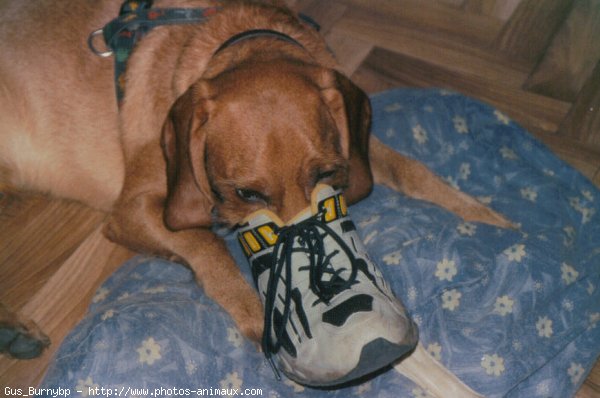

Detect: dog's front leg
[104, 145, 263, 342]
[369, 136, 513, 228]
[105, 197, 264, 342]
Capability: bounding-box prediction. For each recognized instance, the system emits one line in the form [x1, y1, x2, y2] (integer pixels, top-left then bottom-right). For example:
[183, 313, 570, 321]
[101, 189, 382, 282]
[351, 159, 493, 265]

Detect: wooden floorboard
[340, 0, 505, 47]
[0, 194, 106, 309]
[332, 4, 532, 87]
[354, 47, 571, 134]
[2, 0, 599, 395]
[492, 0, 575, 64]
[0, 194, 134, 387]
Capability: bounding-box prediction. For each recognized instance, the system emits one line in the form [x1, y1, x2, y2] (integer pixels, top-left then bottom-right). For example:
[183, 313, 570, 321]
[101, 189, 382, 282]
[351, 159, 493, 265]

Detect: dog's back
[0, 0, 130, 209]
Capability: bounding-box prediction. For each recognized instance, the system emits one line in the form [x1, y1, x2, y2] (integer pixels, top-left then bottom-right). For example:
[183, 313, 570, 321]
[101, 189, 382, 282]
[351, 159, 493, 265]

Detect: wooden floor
[1, 0, 599, 396]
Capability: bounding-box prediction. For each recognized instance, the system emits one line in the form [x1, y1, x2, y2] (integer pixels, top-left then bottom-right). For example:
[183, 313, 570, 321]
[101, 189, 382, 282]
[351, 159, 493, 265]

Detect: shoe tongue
[241, 184, 342, 228]
[311, 184, 340, 208]
[284, 184, 341, 225]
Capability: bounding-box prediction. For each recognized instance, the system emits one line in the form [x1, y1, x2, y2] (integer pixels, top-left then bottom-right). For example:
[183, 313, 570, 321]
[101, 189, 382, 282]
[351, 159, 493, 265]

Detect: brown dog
[0, 0, 509, 394]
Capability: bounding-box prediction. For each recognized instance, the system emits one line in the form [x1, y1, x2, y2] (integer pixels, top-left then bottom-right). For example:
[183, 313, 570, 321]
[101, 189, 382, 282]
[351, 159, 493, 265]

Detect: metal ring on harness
[87, 29, 113, 58]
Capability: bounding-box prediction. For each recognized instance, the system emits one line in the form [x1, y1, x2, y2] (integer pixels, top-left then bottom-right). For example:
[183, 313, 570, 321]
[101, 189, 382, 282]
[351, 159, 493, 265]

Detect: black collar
[214, 29, 305, 55]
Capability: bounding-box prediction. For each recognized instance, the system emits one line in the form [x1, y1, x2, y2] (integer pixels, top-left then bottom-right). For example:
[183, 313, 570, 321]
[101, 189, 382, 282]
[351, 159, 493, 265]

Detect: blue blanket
[40, 89, 600, 397]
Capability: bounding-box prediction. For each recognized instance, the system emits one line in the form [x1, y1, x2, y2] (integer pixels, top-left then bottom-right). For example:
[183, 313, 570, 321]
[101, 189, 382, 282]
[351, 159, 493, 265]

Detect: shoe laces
[262, 214, 360, 379]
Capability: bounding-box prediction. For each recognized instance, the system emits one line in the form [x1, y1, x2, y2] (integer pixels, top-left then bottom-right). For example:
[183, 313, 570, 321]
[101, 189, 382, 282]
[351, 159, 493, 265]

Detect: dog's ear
[161, 84, 214, 230]
[318, 70, 373, 204]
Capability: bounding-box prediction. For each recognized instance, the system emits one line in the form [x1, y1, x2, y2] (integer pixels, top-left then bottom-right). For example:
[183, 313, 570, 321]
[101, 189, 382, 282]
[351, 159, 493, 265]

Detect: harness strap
[89, 0, 218, 102]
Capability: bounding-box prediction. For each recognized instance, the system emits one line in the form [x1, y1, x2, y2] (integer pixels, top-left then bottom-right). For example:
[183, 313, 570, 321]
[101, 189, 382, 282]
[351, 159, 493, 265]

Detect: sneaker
[237, 184, 418, 386]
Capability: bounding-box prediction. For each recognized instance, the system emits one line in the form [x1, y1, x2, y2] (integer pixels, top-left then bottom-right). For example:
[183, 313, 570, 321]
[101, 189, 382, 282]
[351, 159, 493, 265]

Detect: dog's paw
[233, 294, 264, 345]
[221, 283, 264, 346]
[475, 207, 516, 230]
[455, 193, 516, 229]
[0, 321, 50, 359]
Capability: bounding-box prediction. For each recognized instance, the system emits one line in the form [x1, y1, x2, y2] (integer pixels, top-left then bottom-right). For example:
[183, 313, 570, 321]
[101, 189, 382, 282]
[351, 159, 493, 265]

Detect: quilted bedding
[39, 89, 600, 398]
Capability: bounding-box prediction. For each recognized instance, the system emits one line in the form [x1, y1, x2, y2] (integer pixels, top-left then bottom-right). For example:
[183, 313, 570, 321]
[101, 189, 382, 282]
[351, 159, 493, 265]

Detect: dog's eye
[317, 170, 336, 181]
[314, 166, 348, 191]
[235, 188, 267, 204]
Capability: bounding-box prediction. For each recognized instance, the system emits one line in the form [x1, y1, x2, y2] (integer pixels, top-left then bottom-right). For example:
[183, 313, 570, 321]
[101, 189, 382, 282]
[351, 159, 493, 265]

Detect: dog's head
[161, 59, 372, 229]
